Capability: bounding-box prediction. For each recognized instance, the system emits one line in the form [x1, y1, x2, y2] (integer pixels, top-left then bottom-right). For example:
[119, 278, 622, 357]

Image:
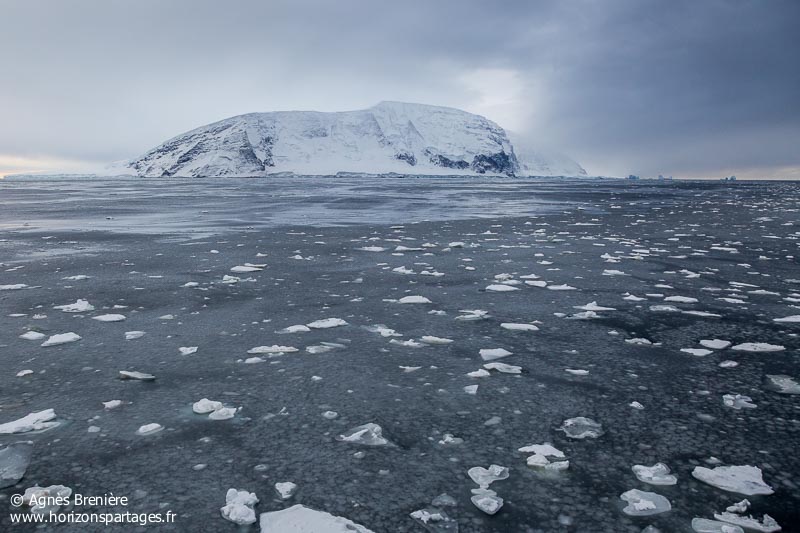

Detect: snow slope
[116, 101, 584, 177]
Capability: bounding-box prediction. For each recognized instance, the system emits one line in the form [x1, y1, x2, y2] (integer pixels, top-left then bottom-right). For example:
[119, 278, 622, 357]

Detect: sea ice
[179, 346, 198, 355]
[103, 400, 122, 409]
[282, 324, 311, 333]
[559, 417, 603, 439]
[632, 463, 678, 485]
[691, 518, 745, 533]
[193, 399, 223, 414]
[701, 339, 732, 349]
[136, 423, 163, 435]
[41, 332, 81, 347]
[774, 315, 800, 323]
[479, 348, 512, 361]
[486, 284, 519, 292]
[247, 345, 298, 354]
[119, 370, 156, 380]
[730, 343, 785, 353]
[54, 299, 94, 312]
[125, 331, 145, 340]
[500, 322, 539, 331]
[0, 409, 58, 434]
[258, 504, 374, 532]
[620, 489, 672, 516]
[468, 464, 509, 488]
[682, 348, 714, 356]
[306, 318, 348, 328]
[92, 313, 126, 322]
[220, 488, 259, 525]
[0, 441, 33, 488]
[470, 488, 504, 515]
[398, 295, 432, 304]
[764, 374, 800, 394]
[275, 481, 297, 500]
[22, 485, 72, 514]
[337, 423, 390, 446]
[19, 331, 46, 340]
[420, 335, 453, 344]
[723, 394, 757, 410]
[692, 465, 774, 495]
[484, 362, 522, 374]
[713, 512, 781, 532]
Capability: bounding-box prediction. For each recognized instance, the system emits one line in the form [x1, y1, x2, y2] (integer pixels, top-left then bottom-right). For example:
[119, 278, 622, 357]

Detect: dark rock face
[471, 152, 516, 175]
[395, 152, 417, 166]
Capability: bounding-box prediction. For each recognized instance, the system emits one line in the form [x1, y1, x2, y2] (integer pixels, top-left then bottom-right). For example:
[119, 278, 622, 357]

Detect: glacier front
[114, 101, 585, 178]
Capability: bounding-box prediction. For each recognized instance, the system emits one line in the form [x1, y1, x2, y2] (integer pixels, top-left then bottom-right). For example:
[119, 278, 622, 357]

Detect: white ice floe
[630, 401, 645, 409]
[306, 318, 348, 328]
[486, 284, 519, 292]
[41, 332, 81, 347]
[19, 331, 46, 341]
[471, 488, 504, 515]
[565, 369, 589, 375]
[274, 482, 297, 500]
[722, 394, 757, 410]
[53, 299, 94, 312]
[468, 464, 509, 489]
[574, 301, 616, 311]
[765, 374, 800, 394]
[701, 339, 732, 350]
[125, 331, 145, 340]
[231, 265, 263, 273]
[22, 485, 72, 514]
[259, 504, 374, 532]
[92, 314, 126, 322]
[625, 338, 654, 346]
[632, 463, 678, 485]
[519, 443, 569, 471]
[691, 517, 745, 533]
[193, 398, 223, 414]
[730, 343, 785, 353]
[119, 370, 156, 381]
[247, 345, 297, 354]
[209, 407, 237, 420]
[713, 512, 781, 532]
[692, 465, 774, 495]
[525, 280, 548, 287]
[0, 409, 58, 434]
[559, 417, 603, 439]
[337, 423, 390, 446]
[467, 369, 491, 378]
[365, 324, 401, 337]
[456, 309, 489, 320]
[664, 295, 699, 303]
[479, 348, 512, 361]
[0, 442, 33, 489]
[0, 284, 29, 290]
[102, 400, 122, 410]
[620, 489, 672, 516]
[500, 322, 539, 332]
[220, 488, 259, 525]
[179, 346, 198, 355]
[398, 295, 432, 304]
[16, 370, 33, 377]
[547, 284, 577, 291]
[774, 315, 800, 323]
[682, 348, 714, 357]
[603, 270, 628, 276]
[463, 385, 479, 395]
[359, 246, 386, 252]
[281, 324, 311, 333]
[135, 423, 163, 436]
[420, 335, 453, 344]
[484, 362, 522, 374]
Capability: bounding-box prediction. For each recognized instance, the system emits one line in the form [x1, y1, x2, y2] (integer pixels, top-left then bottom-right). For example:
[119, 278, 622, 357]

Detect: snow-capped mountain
[116, 101, 585, 177]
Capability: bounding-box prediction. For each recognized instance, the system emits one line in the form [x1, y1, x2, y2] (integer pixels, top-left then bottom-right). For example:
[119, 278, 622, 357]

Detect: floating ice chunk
[282, 324, 311, 333]
[470, 488, 504, 515]
[398, 295, 432, 304]
[691, 518, 745, 533]
[321, 411, 338, 419]
[468, 464, 509, 488]
[479, 348, 512, 361]
[467, 369, 491, 378]
[158, 314, 175, 320]
[683, 310, 722, 318]
[484, 362, 522, 374]
[359, 246, 386, 252]
[713, 512, 781, 532]
[179, 346, 198, 355]
[103, 400, 122, 410]
[119, 370, 155, 381]
[92, 313, 126, 322]
[409, 507, 457, 531]
[575, 301, 616, 311]
[62, 275, 90, 280]
[244, 357, 265, 364]
[0, 410, 58, 435]
[722, 394, 757, 410]
[701, 339, 732, 349]
[463, 385, 479, 395]
[19, 331, 45, 341]
[626, 338, 653, 346]
[632, 463, 678, 485]
[365, 324, 401, 337]
[337, 423, 390, 446]
[500, 322, 539, 332]
[764, 374, 800, 394]
[665, 295, 698, 303]
[456, 309, 489, 320]
[565, 368, 589, 375]
[54, 299, 94, 312]
[731, 343, 785, 353]
[16, 370, 33, 377]
[630, 401, 645, 409]
[221, 488, 259, 525]
[651, 305, 681, 312]
[22, 485, 72, 514]
[193, 399, 223, 414]
[420, 335, 453, 345]
[247, 345, 297, 354]
[0, 442, 33, 489]
[486, 284, 519, 292]
[231, 265, 262, 273]
[209, 407, 237, 420]
[275, 482, 297, 500]
[525, 280, 548, 287]
[438, 433, 463, 445]
[0, 284, 28, 290]
[41, 332, 81, 347]
[603, 270, 628, 276]
[548, 284, 577, 291]
[691, 465, 774, 495]
[559, 417, 603, 439]
[568, 310, 600, 320]
[620, 489, 672, 516]
[259, 504, 374, 532]
[623, 294, 646, 301]
[682, 348, 714, 356]
[393, 266, 415, 274]
[136, 423, 163, 436]
[125, 331, 145, 340]
[306, 318, 348, 328]
[726, 499, 750, 513]
[182, 282, 199, 288]
[774, 315, 800, 323]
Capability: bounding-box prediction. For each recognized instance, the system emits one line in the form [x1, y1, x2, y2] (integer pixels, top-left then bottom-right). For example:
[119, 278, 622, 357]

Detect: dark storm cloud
[0, 0, 797, 178]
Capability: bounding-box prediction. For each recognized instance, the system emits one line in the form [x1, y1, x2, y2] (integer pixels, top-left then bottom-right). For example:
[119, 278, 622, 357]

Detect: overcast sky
[1, 0, 798, 178]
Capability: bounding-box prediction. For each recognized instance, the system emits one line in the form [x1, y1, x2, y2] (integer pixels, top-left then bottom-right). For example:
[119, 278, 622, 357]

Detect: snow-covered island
[110, 101, 585, 178]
